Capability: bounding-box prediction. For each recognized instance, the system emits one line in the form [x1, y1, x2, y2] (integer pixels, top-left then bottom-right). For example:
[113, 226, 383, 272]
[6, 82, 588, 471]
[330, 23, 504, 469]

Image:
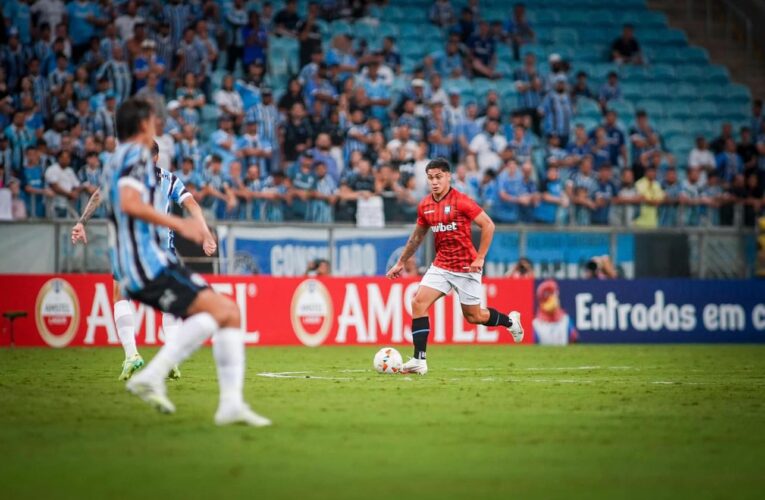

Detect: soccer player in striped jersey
[386, 158, 524, 375]
[72, 142, 216, 382]
[98, 98, 269, 426]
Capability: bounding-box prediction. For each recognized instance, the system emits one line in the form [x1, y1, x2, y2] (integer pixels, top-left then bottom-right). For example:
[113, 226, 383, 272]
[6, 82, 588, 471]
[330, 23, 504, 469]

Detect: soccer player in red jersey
[386, 158, 524, 374]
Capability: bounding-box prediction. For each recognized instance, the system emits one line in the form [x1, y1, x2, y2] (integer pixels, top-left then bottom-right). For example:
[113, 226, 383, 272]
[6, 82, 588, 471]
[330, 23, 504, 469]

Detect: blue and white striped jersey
[103, 142, 175, 292]
[153, 165, 192, 252]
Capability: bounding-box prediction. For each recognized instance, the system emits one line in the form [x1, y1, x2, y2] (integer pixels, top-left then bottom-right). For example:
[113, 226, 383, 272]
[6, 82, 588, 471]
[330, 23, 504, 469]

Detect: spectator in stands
[214, 75, 245, 127]
[176, 157, 203, 200]
[591, 164, 617, 225]
[629, 110, 656, 176]
[613, 168, 640, 226]
[288, 153, 316, 220]
[598, 71, 622, 112]
[589, 127, 612, 170]
[438, 33, 466, 78]
[536, 165, 567, 224]
[737, 126, 758, 176]
[274, 0, 301, 38]
[710, 122, 733, 155]
[660, 167, 681, 227]
[427, 101, 453, 159]
[209, 115, 238, 171]
[568, 155, 598, 225]
[133, 39, 165, 93]
[381, 37, 401, 75]
[494, 159, 522, 224]
[504, 3, 535, 61]
[308, 161, 337, 223]
[387, 124, 419, 170]
[8, 178, 27, 220]
[517, 161, 539, 223]
[283, 102, 313, 164]
[22, 144, 51, 218]
[430, 0, 455, 28]
[243, 10, 269, 68]
[469, 119, 507, 174]
[296, 3, 322, 67]
[716, 138, 744, 186]
[237, 118, 272, 173]
[468, 21, 500, 80]
[507, 257, 534, 278]
[200, 154, 227, 216]
[545, 133, 574, 180]
[224, 0, 248, 73]
[611, 23, 643, 65]
[570, 71, 594, 107]
[45, 149, 81, 218]
[343, 108, 373, 165]
[688, 136, 716, 182]
[679, 165, 705, 226]
[79, 151, 102, 216]
[567, 124, 592, 168]
[507, 125, 533, 165]
[539, 75, 573, 146]
[5, 111, 35, 174]
[337, 156, 376, 221]
[634, 165, 664, 228]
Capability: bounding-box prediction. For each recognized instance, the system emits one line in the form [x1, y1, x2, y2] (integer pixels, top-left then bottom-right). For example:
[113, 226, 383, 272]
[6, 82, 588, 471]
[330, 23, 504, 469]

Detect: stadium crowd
[0, 0, 763, 227]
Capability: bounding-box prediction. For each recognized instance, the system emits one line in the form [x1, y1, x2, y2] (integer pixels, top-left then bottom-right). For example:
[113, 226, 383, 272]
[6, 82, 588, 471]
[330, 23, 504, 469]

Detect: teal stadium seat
[635, 100, 665, 118]
[608, 99, 635, 117]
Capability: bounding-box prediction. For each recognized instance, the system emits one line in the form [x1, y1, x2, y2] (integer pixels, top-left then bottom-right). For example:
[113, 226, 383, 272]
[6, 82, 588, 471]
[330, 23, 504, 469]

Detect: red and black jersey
[416, 188, 484, 272]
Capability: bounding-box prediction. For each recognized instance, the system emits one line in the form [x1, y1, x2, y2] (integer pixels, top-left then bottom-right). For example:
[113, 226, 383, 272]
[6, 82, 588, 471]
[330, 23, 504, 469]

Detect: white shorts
[419, 265, 483, 305]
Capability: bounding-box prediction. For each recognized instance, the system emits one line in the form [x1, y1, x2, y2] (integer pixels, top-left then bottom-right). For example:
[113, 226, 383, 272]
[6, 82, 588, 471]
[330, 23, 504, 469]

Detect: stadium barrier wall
[0, 221, 756, 279]
[0, 274, 534, 348]
[1, 274, 763, 347]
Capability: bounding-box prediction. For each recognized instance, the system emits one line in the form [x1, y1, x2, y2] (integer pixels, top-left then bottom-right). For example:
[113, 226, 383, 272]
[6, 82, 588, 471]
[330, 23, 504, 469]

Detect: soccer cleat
[118, 354, 145, 381]
[167, 365, 181, 380]
[126, 378, 176, 414]
[214, 404, 272, 427]
[508, 311, 525, 343]
[401, 357, 428, 375]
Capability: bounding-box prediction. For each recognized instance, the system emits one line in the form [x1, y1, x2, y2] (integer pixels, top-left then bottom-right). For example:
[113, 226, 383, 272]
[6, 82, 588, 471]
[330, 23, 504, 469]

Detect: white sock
[114, 300, 138, 358]
[162, 312, 181, 345]
[212, 328, 245, 410]
[138, 312, 218, 384]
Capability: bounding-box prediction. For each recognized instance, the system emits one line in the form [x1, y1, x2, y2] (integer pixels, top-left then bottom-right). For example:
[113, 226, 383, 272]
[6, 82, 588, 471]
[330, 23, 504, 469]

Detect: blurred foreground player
[101, 98, 269, 426]
[386, 158, 524, 374]
[72, 143, 216, 381]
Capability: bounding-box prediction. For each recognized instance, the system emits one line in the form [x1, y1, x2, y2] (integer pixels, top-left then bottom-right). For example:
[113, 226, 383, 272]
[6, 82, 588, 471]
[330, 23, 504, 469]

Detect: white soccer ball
[373, 347, 403, 374]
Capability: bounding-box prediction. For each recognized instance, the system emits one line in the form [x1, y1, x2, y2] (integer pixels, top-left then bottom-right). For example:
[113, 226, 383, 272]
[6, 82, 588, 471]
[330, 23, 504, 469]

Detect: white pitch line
[523, 365, 636, 371]
[256, 371, 353, 381]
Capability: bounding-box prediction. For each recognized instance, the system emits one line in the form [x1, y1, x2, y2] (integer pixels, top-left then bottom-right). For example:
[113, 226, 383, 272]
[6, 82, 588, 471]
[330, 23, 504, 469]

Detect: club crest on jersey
[444, 205, 451, 215]
[431, 221, 457, 233]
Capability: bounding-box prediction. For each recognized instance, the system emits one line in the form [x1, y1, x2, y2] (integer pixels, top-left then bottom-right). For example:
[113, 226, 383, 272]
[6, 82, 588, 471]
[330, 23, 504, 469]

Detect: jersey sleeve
[170, 173, 192, 204]
[117, 145, 152, 195]
[459, 193, 483, 221]
[416, 200, 428, 227]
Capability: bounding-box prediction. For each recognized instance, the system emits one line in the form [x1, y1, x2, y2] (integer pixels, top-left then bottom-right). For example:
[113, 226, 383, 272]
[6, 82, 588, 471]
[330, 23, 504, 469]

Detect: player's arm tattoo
[398, 225, 428, 263]
[77, 189, 102, 225]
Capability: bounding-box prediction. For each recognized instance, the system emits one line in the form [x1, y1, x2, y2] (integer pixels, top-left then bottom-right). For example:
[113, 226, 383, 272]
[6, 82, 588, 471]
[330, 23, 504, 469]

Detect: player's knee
[411, 296, 428, 316]
[217, 299, 240, 328]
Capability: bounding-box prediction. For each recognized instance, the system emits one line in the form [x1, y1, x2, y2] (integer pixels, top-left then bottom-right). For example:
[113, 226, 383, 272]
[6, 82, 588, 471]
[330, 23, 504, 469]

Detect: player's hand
[176, 218, 207, 244]
[71, 223, 87, 245]
[467, 257, 484, 273]
[202, 234, 217, 256]
[386, 262, 404, 280]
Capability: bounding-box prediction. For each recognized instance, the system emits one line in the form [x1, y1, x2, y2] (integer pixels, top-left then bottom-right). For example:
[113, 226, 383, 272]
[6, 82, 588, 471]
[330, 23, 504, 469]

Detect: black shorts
[126, 262, 210, 319]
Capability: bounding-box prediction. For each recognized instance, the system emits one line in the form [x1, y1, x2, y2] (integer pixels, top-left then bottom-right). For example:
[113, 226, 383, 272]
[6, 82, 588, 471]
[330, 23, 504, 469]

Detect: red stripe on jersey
[416, 188, 483, 271]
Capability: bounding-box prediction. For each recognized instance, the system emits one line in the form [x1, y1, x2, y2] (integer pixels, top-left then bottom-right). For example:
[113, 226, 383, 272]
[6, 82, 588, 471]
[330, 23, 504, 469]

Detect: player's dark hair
[425, 158, 451, 173]
[116, 98, 154, 141]
[151, 141, 159, 157]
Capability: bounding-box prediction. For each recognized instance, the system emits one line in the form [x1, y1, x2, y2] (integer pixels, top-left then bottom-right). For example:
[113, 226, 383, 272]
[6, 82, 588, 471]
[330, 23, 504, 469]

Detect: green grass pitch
[1, 345, 764, 499]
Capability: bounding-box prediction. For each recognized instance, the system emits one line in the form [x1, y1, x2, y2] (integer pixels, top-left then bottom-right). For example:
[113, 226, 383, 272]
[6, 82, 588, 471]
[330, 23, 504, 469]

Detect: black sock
[411, 316, 430, 360]
[485, 308, 511, 328]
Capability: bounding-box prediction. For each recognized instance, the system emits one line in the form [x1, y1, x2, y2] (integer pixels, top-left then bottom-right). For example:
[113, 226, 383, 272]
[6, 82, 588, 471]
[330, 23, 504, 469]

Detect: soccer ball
[373, 347, 403, 374]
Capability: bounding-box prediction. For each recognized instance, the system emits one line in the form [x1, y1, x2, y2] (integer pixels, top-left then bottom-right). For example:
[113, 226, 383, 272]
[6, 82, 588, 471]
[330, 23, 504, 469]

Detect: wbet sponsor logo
[431, 222, 457, 233]
[575, 291, 765, 332]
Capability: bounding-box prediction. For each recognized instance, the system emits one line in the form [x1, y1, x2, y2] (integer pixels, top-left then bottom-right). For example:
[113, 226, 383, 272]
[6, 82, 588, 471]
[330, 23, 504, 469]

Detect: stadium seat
[551, 28, 579, 46]
[635, 100, 665, 118]
[674, 64, 706, 81]
[576, 98, 601, 116]
[706, 65, 731, 84]
[608, 99, 635, 117]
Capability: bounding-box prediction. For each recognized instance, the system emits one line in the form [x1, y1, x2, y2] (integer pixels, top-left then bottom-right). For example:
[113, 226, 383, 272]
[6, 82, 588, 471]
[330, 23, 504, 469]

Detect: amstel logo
[35, 278, 80, 348]
[290, 279, 333, 347]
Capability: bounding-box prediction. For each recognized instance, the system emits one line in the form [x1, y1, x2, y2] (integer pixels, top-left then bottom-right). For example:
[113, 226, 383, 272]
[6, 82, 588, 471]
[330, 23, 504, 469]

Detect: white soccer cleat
[126, 378, 175, 414]
[508, 311, 524, 343]
[401, 357, 428, 375]
[214, 404, 272, 427]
